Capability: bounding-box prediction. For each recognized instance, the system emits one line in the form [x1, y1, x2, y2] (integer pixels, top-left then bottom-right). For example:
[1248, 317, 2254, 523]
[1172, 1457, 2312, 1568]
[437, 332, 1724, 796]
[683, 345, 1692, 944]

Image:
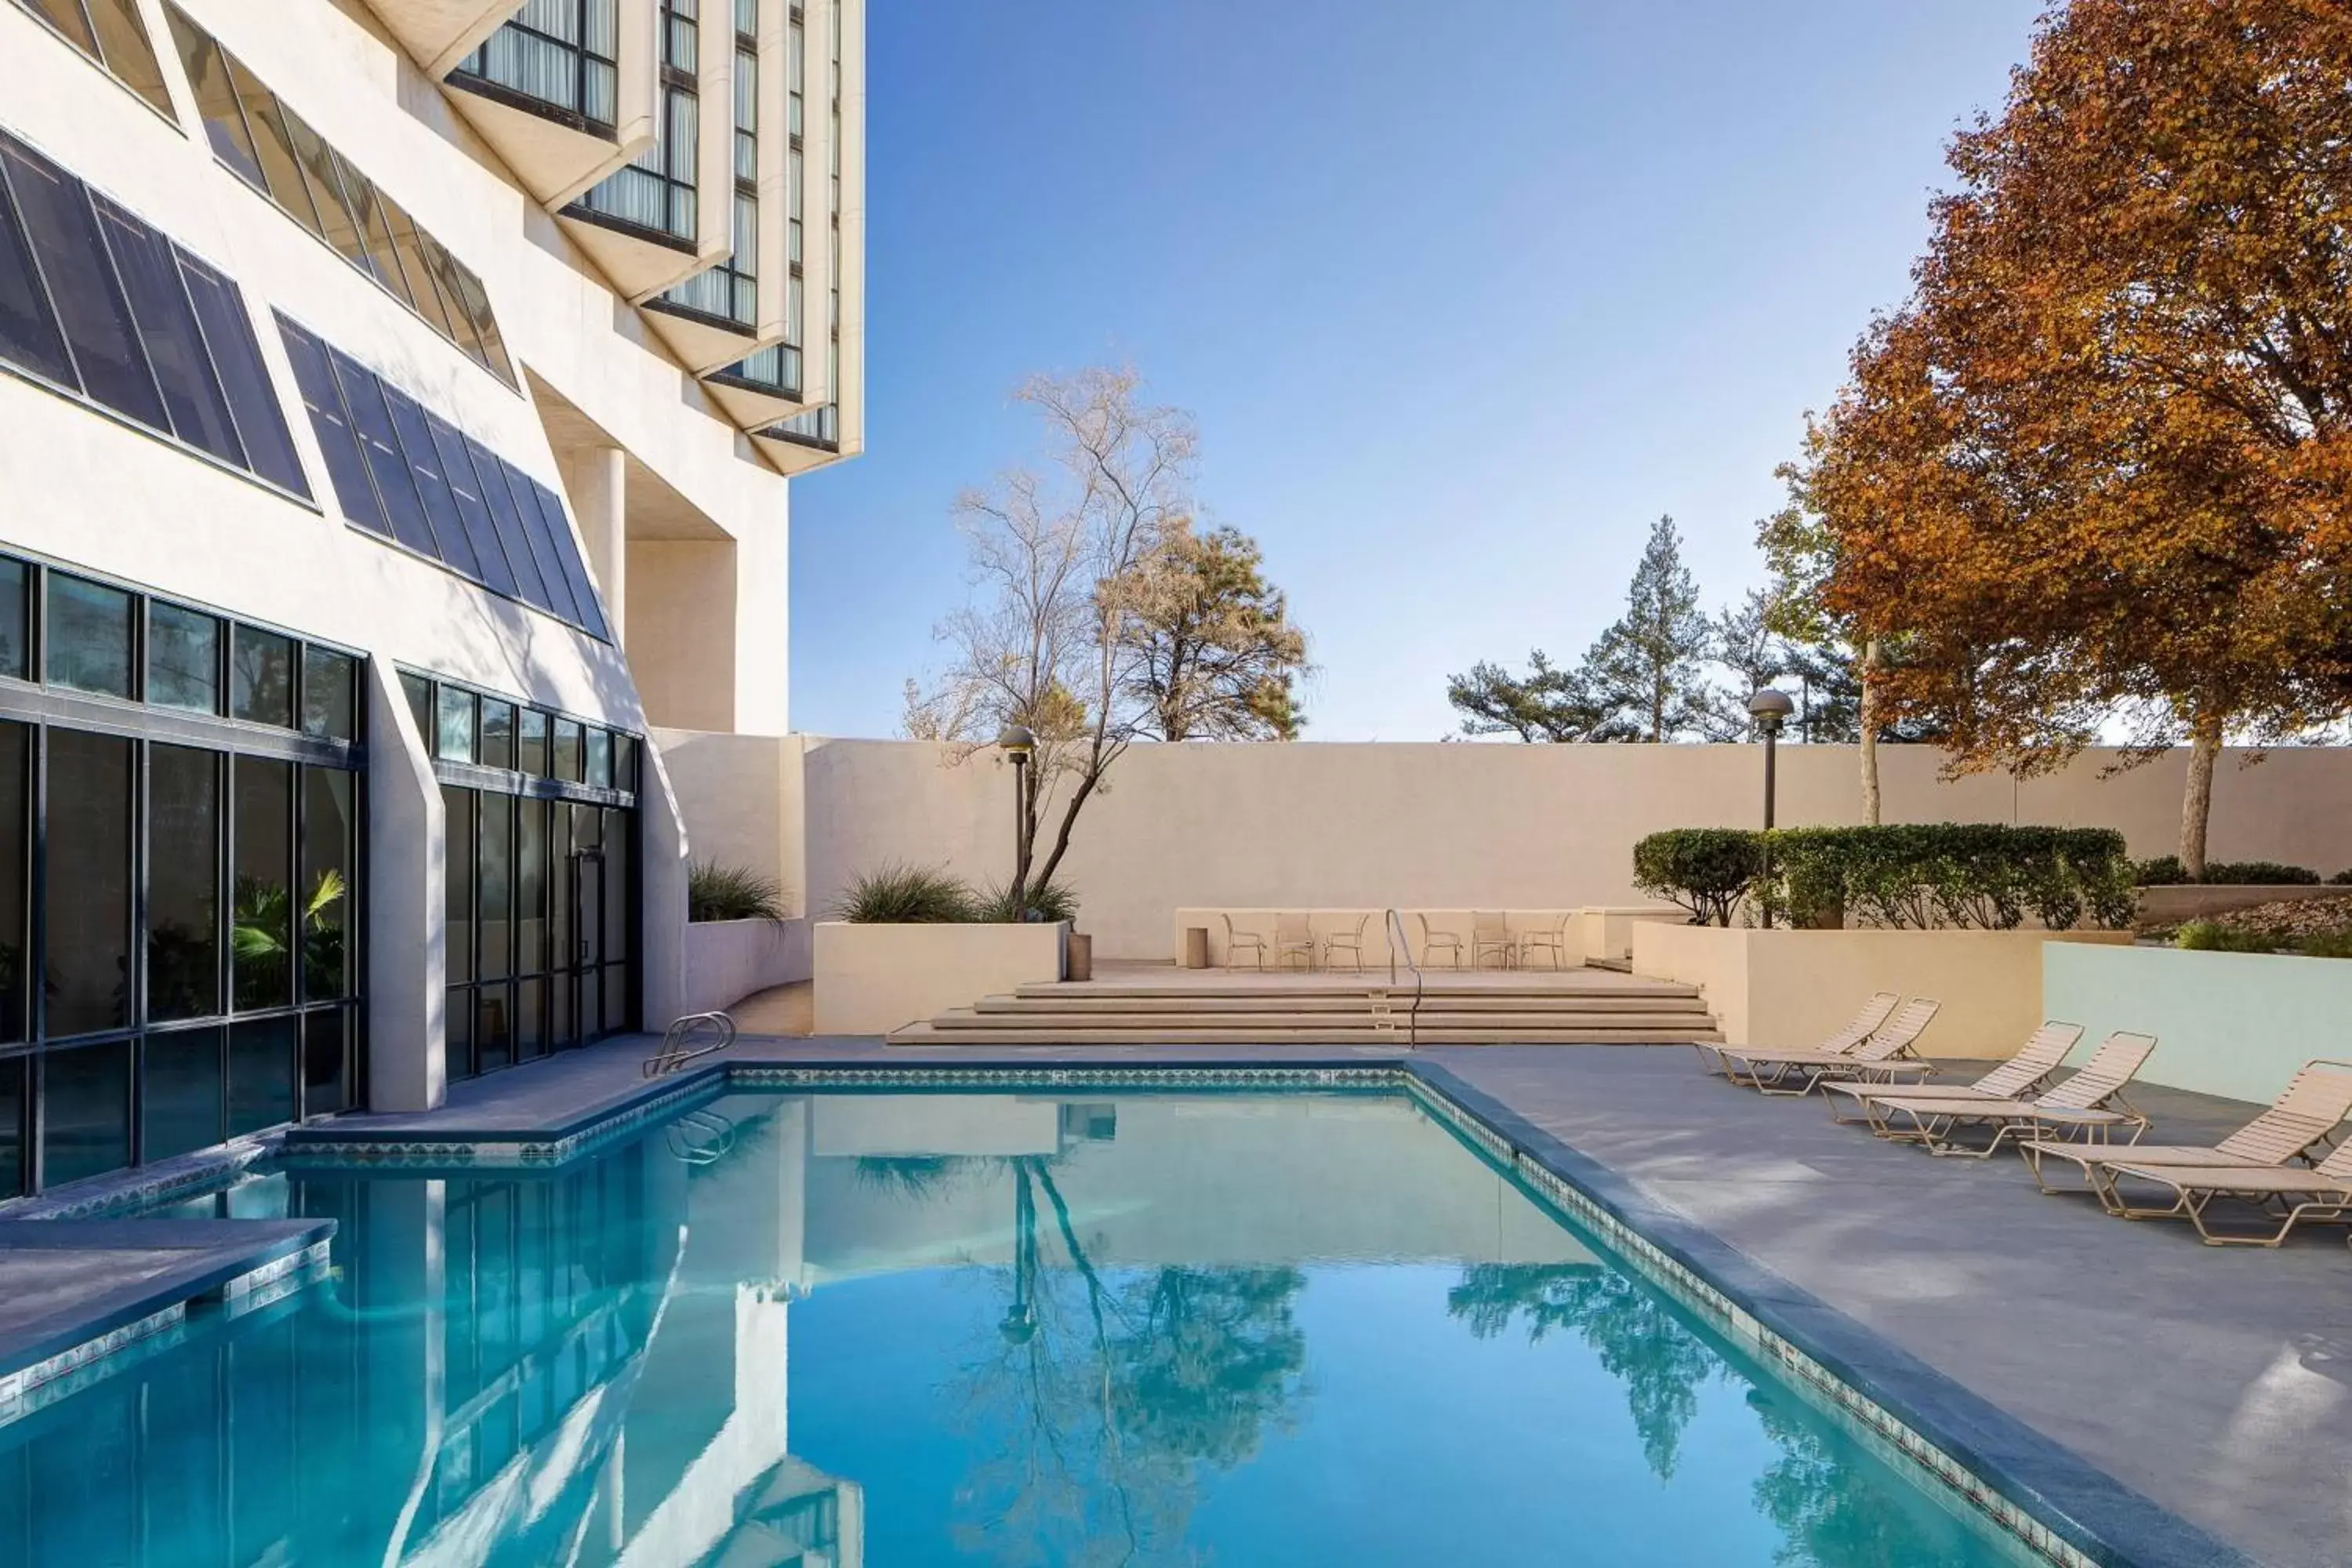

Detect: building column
[573, 445, 629, 645]
[366, 655, 445, 1112]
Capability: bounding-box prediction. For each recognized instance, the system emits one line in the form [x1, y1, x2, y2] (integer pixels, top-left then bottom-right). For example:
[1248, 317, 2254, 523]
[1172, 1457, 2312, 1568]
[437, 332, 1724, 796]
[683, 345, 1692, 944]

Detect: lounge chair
[1861, 1031, 2156, 1157]
[2022, 1058, 2352, 1214]
[1221, 913, 1267, 971]
[1710, 997, 1939, 1096]
[2091, 1134, 2352, 1246]
[1471, 910, 1515, 970]
[1323, 913, 1370, 971]
[1693, 992, 1897, 1079]
[1275, 912, 1316, 971]
[1519, 914, 1572, 971]
[1414, 913, 1462, 970]
[1819, 1021, 2082, 1126]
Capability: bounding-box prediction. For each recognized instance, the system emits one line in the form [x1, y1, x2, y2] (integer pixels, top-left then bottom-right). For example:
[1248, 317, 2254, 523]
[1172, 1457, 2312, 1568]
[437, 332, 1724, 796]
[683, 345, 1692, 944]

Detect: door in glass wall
[572, 849, 602, 1042]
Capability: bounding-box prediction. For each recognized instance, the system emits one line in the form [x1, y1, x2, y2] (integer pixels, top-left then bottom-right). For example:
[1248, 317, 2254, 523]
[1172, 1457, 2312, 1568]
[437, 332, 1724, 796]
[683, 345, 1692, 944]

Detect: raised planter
[1632, 924, 2132, 1058]
[2044, 942, 2352, 1101]
[681, 916, 810, 1016]
[813, 920, 1069, 1036]
[2134, 883, 2346, 925]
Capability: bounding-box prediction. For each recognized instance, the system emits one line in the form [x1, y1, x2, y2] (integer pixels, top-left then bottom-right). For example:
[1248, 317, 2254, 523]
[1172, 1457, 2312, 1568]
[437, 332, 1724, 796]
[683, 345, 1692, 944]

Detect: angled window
[383, 386, 481, 580]
[469, 435, 555, 610]
[327, 349, 438, 559]
[429, 412, 519, 598]
[10, 0, 173, 116]
[0, 152, 74, 387]
[527, 476, 607, 637]
[1, 136, 165, 427]
[94, 198, 246, 467]
[500, 454, 583, 622]
[276, 315, 386, 535]
[176, 256, 310, 497]
[165, 18, 266, 187]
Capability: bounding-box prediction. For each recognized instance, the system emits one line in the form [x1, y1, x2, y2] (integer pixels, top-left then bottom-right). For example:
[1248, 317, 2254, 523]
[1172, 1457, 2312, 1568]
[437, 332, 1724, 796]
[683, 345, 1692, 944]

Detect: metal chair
[1519, 913, 1572, 971]
[1414, 913, 1463, 970]
[1323, 913, 1371, 972]
[1221, 913, 1268, 971]
[1471, 910, 1516, 970]
[1276, 912, 1318, 971]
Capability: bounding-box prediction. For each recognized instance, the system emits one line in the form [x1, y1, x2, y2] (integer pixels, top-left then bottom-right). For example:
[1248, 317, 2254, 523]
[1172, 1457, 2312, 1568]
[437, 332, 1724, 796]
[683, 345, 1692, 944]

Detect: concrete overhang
[363, 0, 528, 82]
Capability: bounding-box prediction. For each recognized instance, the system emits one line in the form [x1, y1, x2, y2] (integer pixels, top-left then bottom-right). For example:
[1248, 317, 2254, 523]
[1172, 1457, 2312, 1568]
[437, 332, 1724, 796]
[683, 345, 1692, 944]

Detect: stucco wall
[657, 737, 2352, 962]
[811, 921, 1067, 1036]
[2042, 943, 2352, 1102]
[681, 917, 811, 1015]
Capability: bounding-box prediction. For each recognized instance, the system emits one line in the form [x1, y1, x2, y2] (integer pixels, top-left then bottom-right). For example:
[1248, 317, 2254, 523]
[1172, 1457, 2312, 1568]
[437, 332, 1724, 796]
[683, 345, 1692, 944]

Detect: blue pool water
[0, 1090, 2034, 1566]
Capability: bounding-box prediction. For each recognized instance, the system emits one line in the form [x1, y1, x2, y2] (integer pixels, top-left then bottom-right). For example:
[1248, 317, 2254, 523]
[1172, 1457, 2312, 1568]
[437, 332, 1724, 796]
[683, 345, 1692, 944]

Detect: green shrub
[2134, 855, 2188, 886]
[1632, 828, 1762, 927]
[972, 880, 1080, 924]
[2329, 869, 2352, 886]
[2202, 860, 2321, 885]
[833, 864, 978, 924]
[688, 861, 787, 923]
[2296, 930, 2352, 959]
[2176, 920, 2281, 953]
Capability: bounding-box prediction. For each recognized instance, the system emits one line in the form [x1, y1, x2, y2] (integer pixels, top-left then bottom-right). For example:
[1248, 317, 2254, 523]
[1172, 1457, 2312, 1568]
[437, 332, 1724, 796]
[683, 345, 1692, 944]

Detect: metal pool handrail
[644, 1011, 738, 1077]
[1385, 908, 1425, 1051]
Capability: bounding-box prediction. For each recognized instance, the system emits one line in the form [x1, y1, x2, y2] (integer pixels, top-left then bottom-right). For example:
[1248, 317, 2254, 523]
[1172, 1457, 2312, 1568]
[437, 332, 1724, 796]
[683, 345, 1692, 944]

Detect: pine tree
[1581, 517, 1715, 742]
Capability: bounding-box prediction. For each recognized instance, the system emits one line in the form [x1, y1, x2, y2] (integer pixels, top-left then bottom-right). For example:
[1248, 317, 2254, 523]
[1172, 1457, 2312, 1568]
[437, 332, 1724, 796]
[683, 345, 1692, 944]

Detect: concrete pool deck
[10, 1032, 2343, 1565]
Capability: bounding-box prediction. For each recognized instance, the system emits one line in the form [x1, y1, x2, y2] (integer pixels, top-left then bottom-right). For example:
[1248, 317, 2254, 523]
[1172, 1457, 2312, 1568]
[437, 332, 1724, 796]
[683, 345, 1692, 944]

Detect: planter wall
[813, 920, 1069, 1036]
[2043, 942, 2352, 1102]
[681, 916, 810, 1016]
[2133, 884, 2346, 926]
[1632, 924, 2132, 1058]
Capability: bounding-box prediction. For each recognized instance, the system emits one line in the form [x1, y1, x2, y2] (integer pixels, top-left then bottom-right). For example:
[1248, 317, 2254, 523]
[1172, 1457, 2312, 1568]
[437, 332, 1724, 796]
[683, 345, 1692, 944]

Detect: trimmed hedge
[2136, 855, 2320, 886]
[1632, 823, 2134, 931]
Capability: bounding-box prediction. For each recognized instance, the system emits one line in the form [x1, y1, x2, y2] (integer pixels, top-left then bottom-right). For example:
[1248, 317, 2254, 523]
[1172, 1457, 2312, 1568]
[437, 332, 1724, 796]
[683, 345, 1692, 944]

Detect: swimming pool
[0, 1087, 2039, 1566]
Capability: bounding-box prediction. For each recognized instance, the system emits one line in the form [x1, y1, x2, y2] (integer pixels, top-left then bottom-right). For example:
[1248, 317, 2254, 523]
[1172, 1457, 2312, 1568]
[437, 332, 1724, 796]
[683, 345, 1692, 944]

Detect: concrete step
[1010, 979, 1703, 1003]
[975, 992, 1709, 1015]
[888, 1019, 1722, 1046]
[931, 1008, 1718, 1033]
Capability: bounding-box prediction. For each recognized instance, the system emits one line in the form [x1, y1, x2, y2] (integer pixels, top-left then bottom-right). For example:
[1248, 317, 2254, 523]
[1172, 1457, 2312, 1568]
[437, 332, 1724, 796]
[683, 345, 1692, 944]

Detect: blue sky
[786, 0, 2049, 740]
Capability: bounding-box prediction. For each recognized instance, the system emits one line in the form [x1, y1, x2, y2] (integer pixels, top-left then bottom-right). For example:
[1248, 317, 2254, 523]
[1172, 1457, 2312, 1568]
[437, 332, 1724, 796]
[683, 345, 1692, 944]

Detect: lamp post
[1748, 688, 1795, 928]
[996, 723, 1035, 919]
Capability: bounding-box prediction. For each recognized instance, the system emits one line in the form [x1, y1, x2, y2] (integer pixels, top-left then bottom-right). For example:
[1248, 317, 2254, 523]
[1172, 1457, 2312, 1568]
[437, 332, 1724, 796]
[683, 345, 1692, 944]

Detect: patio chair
[1221, 913, 1268, 971]
[2020, 1058, 2352, 1211]
[1711, 997, 1940, 1097]
[1323, 913, 1371, 972]
[1693, 991, 1898, 1080]
[1414, 913, 1463, 970]
[1471, 910, 1515, 970]
[2089, 1132, 2352, 1246]
[1519, 914, 1573, 971]
[1819, 1021, 2081, 1126]
[1275, 912, 1317, 971]
[1860, 1031, 2157, 1157]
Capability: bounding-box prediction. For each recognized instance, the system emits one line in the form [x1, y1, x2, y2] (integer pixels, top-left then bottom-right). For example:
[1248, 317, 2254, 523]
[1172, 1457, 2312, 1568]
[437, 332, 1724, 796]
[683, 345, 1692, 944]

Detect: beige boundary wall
[1632, 925, 2134, 1058]
[658, 734, 2352, 963]
[813, 921, 1069, 1036]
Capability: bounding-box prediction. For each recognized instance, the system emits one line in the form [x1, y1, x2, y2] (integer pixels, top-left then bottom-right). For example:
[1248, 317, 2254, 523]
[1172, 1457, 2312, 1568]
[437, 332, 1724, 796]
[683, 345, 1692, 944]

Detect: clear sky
[786, 0, 2049, 741]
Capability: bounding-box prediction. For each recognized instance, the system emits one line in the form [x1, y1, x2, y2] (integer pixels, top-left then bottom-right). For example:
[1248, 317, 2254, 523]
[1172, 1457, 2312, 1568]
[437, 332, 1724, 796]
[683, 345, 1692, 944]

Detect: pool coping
[13, 1051, 2254, 1568]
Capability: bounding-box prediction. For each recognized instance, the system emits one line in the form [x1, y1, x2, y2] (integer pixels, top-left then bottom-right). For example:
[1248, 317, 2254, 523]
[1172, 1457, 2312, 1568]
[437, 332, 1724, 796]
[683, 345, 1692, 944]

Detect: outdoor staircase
[887, 971, 1722, 1047]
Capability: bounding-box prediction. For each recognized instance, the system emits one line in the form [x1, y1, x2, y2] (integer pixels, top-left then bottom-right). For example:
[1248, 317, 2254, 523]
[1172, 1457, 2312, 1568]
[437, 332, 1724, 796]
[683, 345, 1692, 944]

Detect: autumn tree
[1118, 521, 1310, 740]
[1795, 0, 2352, 874]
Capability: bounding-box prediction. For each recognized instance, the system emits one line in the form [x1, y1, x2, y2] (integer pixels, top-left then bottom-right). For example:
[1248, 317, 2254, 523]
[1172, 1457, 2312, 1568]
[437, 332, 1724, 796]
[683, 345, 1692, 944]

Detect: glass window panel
[480, 793, 511, 982]
[46, 574, 132, 698]
[94, 201, 245, 463]
[277, 318, 386, 534]
[605, 810, 631, 959]
[300, 648, 356, 741]
[429, 415, 517, 597]
[230, 624, 295, 728]
[383, 388, 479, 578]
[0, 151, 75, 388]
[147, 745, 221, 1023]
[301, 768, 354, 1002]
[436, 685, 475, 763]
[516, 977, 545, 1061]
[518, 708, 548, 777]
[0, 138, 165, 427]
[380, 197, 458, 338]
[328, 352, 436, 557]
[143, 1027, 224, 1160]
[476, 985, 512, 1073]
[480, 699, 515, 771]
[278, 110, 368, 269]
[550, 800, 572, 964]
[82, 0, 173, 116]
[529, 479, 608, 637]
[441, 258, 511, 383]
[517, 797, 546, 974]
[20, 0, 98, 53]
[223, 60, 324, 233]
[445, 984, 472, 1082]
[41, 1040, 129, 1186]
[146, 601, 220, 713]
[444, 786, 474, 985]
[585, 728, 612, 789]
[416, 234, 488, 361]
[177, 257, 308, 496]
[512, 473, 587, 624]
[0, 724, 24, 1046]
[612, 733, 637, 794]
[577, 958, 601, 1040]
[553, 720, 583, 783]
[601, 963, 626, 1035]
[399, 671, 433, 744]
[165, 15, 266, 187]
[44, 728, 131, 1036]
[231, 757, 293, 1012]
[550, 960, 572, 1047]
[0, 1054, 20, 1198]
[0, 560, 22, 680]
[303, 1007, 350, 1117]
[468, 440, 553, 608]
[331, 153, 410, 302]
[227, 1014, 296, 1135]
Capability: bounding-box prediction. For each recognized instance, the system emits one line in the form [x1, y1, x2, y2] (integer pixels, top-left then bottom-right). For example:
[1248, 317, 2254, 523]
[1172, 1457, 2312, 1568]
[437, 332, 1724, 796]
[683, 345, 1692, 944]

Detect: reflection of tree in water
[1747, 1394, 1978, 1568]
[1447, 1262, 1717, 1479]
[953, 1158, 1308, 1566]
[852, 1153, 987, 1200]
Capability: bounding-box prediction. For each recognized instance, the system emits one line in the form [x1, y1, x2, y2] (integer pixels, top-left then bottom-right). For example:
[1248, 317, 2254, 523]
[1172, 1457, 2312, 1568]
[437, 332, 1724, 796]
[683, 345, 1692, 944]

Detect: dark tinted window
[553, 719, 583, 782]
[93, 201, 245, 465]
[0, 1055, 17, 1198]
[46, 574, 133, 698]
[230, 624, 295, 728]
[519, 709, 548, 776]
[480, 699, 516, 770]
[228, 1015, 296, 1135]
[507, 464, 583, 622]
[303, 1007, 350, 1116]
[479, 794, 510, 982]
[469, 437, 552, 608]
[45, 728, 132, 1036]
[0, 722, 27, 1045]
[437, 686, 475, 763]
[382, 386, 478, 577]
[399, 670, 432, 742]
[328, 353, 435, 557]
[444, 786, 474, 985]
[147, 745, 221, 1022]
[42, 1040, 130, 1186]
[147, 601, 221, 713]
[0, 558, 29, 680]
[1, 139, 164, 427]
[231, 756, 293, 1011]
[300, 647, 355, 741]
[177, 257, 307, 495]
[301, 769, 354, 1001]
[430, 414, 517, 596]
[0, 158, 74, 387]
[533, 478, 609, 638]
[144, 1027, 224, 1160]
[276, 318, 383, 533]
[612, 732, 637, 793]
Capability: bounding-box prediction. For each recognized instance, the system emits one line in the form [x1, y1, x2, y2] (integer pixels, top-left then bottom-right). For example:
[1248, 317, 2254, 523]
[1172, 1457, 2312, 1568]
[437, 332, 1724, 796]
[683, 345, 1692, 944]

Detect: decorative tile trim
[0, 1134, 282, 1221]
[0, 1303, 187, 1426]
[223, 1240, 332, 1321]
[281, 1075, 728, 1170]
[731, 1064, 1406, 1091]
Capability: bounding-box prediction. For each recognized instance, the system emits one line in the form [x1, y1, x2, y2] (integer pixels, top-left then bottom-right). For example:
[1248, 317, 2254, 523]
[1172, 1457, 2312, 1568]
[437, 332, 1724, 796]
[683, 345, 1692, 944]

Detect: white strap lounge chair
[1712, 997, 1939, 1097]
[1693, 992, 1898, 1080]
[2091, 1132, 2352, 1246]
[1820, 1021, 2082, 1126]
[1862, 1031, 2157, 1157]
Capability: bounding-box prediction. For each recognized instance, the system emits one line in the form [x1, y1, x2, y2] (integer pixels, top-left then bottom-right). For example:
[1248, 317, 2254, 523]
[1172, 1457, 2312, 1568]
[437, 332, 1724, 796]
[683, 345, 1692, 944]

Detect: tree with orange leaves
[1787, 0, 2352, 876]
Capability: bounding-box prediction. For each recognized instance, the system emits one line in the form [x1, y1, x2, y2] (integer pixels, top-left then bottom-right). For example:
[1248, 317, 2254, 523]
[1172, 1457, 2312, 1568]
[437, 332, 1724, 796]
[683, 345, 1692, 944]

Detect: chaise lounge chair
[1710, 997, 1940, 1097]
[2023, 1058, 2352, 1218]
[2089, 1134, 2352, 1246]
[1693, 992, 1897, 1080]
[1819, 1021, 2082, 1127]
[1860, 1031, 2156, 1157]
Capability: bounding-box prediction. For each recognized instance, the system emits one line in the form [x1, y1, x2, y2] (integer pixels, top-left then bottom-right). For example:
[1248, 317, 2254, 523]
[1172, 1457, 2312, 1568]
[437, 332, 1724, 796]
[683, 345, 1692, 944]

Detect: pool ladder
[666, 1108, 736, 1166]
[643, 1011, 738, 1077]
[1374, 909, 1425, 1051]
